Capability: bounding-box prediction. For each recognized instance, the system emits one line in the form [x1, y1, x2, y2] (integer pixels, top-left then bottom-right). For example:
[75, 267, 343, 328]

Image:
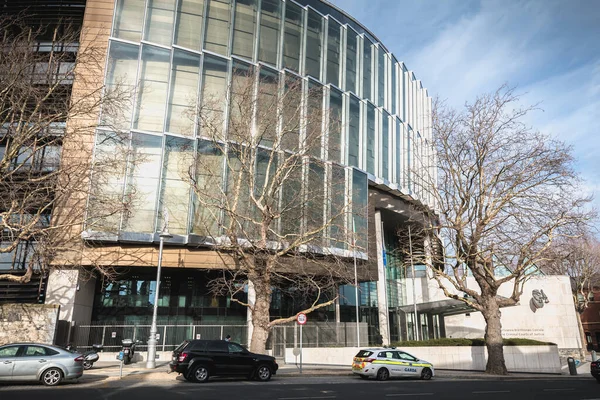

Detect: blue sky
[329, 0, 600, 217]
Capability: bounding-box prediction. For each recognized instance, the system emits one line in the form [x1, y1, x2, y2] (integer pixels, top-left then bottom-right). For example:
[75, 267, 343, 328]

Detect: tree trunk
[576, 311, 587, 359]
[482, 297, 507, 375]
[249, 277, 271, 354]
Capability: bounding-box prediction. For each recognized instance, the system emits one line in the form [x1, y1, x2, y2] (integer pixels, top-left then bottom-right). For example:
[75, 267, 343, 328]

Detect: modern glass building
[43, 0, 437, 346]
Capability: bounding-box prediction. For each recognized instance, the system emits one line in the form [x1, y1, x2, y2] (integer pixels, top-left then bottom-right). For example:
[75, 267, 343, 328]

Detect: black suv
[169, 339, 278, 383]
[591, 360, 600, 382]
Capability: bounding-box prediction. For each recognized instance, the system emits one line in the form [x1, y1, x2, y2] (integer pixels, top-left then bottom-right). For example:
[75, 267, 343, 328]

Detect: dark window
[206, 341, 228, 353]
[228, 343, 245, 353]
[175, 340, 191, 352]
[190, 341, 207, 352]
[24, 346, 57, 356]
[0, 346, 20, 357]
[398, 351, 417, 361]
[354, 350, 372, 358]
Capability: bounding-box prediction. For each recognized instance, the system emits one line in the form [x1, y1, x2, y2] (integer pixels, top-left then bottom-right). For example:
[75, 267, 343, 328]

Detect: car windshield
[355, 350, 373, 358]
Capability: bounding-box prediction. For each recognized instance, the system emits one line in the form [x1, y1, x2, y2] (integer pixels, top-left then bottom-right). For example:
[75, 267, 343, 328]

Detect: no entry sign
[297, 313, 307, 325]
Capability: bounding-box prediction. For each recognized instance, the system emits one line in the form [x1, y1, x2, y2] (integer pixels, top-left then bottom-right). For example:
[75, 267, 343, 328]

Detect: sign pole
[296, 313, 307, 374]
[299, 323, 303, 374]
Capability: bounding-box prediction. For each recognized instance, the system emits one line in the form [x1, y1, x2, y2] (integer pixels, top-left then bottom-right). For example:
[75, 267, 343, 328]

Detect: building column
[374, 210, 390, 345]
[246, 280, 256, 348]
[45, 268, 96, 345]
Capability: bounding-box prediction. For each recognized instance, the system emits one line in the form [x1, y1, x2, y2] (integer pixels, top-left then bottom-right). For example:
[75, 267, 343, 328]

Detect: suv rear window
[355, 350, 373, 358]
[174, 341, 190, 353]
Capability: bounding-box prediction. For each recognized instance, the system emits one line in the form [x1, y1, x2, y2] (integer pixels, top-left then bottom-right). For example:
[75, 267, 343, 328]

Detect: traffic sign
[297, 313, 307, 325]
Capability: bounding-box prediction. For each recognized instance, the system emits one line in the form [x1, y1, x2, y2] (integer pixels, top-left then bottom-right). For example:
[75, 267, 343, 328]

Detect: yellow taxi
[352, 347, 434, 381]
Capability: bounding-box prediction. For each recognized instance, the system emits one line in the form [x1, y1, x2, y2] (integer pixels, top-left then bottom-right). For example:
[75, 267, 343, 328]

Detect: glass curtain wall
[96, 0, 434, 252]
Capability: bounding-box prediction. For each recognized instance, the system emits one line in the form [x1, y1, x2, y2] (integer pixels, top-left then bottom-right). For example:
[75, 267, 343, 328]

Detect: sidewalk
[79, 361, 593, 383]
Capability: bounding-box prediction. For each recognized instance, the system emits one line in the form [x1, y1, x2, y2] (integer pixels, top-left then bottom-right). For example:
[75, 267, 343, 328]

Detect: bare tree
[0, 16, 130, 284]
[415, 85, 592, 374]
[181, 67, 359, 353]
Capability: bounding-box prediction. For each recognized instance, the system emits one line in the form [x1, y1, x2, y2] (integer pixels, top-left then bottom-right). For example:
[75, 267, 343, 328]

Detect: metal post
[299, 323, 303, 374]
[352, 217, 360, 347]
[146, 231, 172, 369]
[162, 325, 167, 352]
[408, 225, 419, 341]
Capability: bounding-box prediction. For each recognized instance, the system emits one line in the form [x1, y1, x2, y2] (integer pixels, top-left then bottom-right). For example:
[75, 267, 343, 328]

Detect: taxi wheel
[421, 367, 433, 380]
[376, 367, 390, 381]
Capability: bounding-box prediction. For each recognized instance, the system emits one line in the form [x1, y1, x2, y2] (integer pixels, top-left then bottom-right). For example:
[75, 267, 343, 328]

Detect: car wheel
[41, 368, 63, 386]
[376, 367, 390, 381]
[255, 364, 272, 381]
[421, 367, 433, 380]
[359, 375, 369, 380]
[189, 365, 210, 383]
[83, 361, 93, 370]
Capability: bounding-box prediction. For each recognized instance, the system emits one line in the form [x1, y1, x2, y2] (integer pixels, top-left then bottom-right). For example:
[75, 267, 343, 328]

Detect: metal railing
[70, 321, 368, 354]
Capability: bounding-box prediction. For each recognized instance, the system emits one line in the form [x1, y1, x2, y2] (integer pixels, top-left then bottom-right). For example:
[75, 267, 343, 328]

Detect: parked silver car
[0, 343, 84, 386]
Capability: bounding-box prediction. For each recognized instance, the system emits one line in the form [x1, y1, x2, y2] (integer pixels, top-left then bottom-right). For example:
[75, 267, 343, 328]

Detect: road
[1, 375, 599, 400]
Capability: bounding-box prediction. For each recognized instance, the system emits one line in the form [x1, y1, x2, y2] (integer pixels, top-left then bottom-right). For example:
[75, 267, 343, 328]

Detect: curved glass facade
[89, 0, 434, 256]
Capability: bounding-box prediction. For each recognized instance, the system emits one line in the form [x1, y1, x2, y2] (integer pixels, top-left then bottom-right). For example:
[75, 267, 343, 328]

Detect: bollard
[592, 350, 598, 362]
[567, 357, 578, 375]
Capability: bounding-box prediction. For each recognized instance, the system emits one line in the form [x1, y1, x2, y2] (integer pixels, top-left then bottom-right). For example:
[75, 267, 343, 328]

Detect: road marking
[543, 388, 575, 391]
[278, 397, 336, 400]
[386, 394, 434, 397]
[472, 391, 510, 394]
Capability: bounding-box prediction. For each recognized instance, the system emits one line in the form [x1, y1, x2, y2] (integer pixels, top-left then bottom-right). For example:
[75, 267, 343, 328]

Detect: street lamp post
[146, 230, 173, 369]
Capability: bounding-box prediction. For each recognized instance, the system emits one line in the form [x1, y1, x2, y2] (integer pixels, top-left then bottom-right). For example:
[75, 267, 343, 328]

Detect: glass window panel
[257, 67, 279, 147]
[123, 133, 163, 232]
[326, 19, 340, 87]
[223, 146, 253, 238]
[345, 29, 357, 93]
[192, 140, 224, 236]
[381, 112, 389, 180]
[377, 48, 385, 107]
[87, 131, 129, 232]
[113, 0, 145, 42]
[347, 95, 360, 168]
[407, 127, 412, 191]
[167, 50, 200, 136]
[229, 61, 254, 139]
[391, 57, 397, 115]
[306, 161, 325, 245]
[232, 0, 256, 60]
[282, 2, 302, 72]
[362, 38, 372, 101]
[366, 103, 375, 175]
[134, 45, 171, 132]
[159, 136, 193, 234]
[102, 41, 139, 130]
[329, 164, 346, 249]
[351, 168, 367, 252]
[280, 154, 303, 239]
[204, 0, 232, 55]
[395, 118, 401, 185]
[281, 73, 302, 151]
[144, 0, 176, 46]
[328, 88, 342, 163]
[306, 81, 323, 159]
[258, 0, 281, 66]
[305, 9, 322, 79]
[175, 0, 204, 51]
[200, 55, 228, 139]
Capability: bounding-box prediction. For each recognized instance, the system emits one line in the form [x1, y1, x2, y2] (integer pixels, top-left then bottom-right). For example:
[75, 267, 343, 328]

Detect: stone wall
[0, 304, 60, 345]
